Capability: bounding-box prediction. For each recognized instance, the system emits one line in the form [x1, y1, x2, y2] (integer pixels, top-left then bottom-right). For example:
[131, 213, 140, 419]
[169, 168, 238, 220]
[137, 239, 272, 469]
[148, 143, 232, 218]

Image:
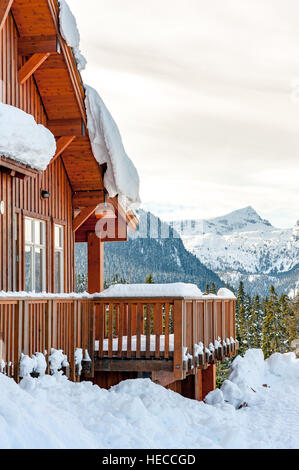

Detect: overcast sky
[69, 0, 299, 228]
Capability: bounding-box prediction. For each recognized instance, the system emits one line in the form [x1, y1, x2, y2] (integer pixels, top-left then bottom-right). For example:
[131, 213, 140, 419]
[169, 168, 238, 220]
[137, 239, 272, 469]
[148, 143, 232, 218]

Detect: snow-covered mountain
[76, 210, 222, 292]
[171, 207, 299, 295]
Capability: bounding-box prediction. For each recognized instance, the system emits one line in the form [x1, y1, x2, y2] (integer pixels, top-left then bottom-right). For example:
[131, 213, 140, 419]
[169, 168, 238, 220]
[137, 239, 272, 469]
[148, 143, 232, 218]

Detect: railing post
[45, 299, 52, 374]
[69, 300, 76, 382]
[88, 300, 95, 378]
[192, 300, 197, 374]
[13, 300, 23, 383]
[23, 299, 29, 356]
[173, 300, 183, 380]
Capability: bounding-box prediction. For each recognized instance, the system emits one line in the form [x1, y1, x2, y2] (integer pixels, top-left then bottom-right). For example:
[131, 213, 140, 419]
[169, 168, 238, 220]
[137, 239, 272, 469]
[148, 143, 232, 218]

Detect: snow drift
[0, 103, 56, 170]
[1, 349, 299, 449]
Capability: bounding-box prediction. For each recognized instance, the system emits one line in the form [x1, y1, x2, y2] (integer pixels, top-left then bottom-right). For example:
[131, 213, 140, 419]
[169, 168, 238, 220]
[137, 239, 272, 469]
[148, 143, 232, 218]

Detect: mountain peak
[170, 206, 273, 237]
[209, 206, 272, 232]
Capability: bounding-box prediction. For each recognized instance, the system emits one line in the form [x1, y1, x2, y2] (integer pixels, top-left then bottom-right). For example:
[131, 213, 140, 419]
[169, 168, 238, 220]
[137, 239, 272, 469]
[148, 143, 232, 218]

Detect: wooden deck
[0, 294, 238, 386]
[91, 296, 237, 383]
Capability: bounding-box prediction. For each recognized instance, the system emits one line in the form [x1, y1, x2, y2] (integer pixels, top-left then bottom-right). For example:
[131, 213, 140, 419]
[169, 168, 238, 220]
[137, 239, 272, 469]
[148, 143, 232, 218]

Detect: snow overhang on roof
[57, 0, 141, 211]
[4, 0, 140, 222]
[84, 85, 141, 210]
[0, 103, 56, 171]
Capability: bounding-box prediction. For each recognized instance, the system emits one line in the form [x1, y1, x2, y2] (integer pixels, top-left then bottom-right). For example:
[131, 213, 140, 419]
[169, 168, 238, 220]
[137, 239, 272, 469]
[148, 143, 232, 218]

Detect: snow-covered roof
[85, 85, 141, 208]
[0, 103, 56, 171]
[58, 0, 87, 71]
[57, 1, 140, 209]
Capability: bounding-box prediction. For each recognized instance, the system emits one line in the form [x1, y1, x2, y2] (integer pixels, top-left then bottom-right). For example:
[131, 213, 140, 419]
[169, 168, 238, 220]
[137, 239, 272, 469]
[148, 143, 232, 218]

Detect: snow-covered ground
[1, 349, 299, 449]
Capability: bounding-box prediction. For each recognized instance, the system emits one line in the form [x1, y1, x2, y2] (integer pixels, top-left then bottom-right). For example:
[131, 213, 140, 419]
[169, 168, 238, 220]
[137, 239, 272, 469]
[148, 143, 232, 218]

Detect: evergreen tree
[75, 273, 87, 293]
[104, 273, 128, 289]
[262, 285, 282, 357]
[235, 281, 248, 353]
[250, 295, 264, 348]
[145, 274, 155, 284]
[210, 282, 217, 294]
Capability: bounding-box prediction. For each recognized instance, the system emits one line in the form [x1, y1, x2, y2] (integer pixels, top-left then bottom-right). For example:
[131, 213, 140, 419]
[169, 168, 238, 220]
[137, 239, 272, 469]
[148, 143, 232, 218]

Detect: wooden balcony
[91, 295, 237, 383]
[0, 292, 238, 387]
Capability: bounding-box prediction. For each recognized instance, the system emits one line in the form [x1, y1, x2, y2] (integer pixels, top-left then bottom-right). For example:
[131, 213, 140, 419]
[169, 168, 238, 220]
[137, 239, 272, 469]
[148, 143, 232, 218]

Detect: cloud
[69, 0, 299, 227]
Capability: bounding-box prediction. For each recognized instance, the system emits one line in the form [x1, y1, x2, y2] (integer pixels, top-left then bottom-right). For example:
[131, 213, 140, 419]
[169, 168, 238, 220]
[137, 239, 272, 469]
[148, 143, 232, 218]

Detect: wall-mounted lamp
[41, 190, 50, 199]
[95, 194, 116, 219]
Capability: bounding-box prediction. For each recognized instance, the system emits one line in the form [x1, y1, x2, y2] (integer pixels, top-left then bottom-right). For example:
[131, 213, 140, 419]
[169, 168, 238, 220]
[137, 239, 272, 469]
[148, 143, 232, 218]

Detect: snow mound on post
[58, 0, 87, 71]
[216, 288, 236, 299]
[97, 282, 202, 298]
[85, 85, 141, 208]
[0, 103, 56, 170]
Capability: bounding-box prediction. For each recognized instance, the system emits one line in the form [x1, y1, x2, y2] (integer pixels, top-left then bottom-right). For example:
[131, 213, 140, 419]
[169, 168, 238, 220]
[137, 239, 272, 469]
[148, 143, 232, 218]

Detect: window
[54, 224, 64, 293]
[24, 217, 46, 292]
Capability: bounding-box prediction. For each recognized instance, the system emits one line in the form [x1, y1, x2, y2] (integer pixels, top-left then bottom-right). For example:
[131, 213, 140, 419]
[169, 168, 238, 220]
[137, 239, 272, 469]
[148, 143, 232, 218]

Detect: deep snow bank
[1, 350, 299, 449]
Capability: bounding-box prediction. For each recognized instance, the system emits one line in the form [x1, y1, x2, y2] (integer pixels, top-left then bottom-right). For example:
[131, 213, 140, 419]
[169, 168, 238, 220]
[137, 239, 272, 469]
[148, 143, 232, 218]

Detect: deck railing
[0, 297, 92, 381]
[92, 296, 237, 380]
[0, 294, 237, 382]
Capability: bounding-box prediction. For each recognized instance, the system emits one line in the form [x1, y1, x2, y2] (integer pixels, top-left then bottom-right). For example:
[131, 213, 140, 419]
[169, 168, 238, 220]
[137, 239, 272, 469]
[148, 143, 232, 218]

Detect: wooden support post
[194, 368, 203, 401]
[179, 369, 203, 401]
[18, 53, 50, 85]
[202, 364, 216, 400]
[87, 232, 104, 293]
[0, 0, 13, 33]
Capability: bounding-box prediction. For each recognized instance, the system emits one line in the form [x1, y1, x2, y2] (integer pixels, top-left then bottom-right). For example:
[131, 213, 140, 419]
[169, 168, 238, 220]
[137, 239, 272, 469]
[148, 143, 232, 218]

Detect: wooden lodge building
[0, 0, 237, 401]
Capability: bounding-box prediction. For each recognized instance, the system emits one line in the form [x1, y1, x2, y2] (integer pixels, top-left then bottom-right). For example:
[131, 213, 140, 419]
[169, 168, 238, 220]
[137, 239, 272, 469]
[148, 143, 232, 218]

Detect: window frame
[24, 216, 47, 293]
[54, 223, 64, 293]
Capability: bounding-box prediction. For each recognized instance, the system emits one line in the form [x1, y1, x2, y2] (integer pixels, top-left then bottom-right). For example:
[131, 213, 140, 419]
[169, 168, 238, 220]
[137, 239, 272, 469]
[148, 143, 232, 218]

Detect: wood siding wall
[0, 13, 75, 292]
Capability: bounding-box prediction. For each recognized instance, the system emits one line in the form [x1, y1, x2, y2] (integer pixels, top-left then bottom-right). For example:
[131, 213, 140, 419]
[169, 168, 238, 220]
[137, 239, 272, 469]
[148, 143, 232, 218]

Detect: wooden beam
[73, 191, 104, 208]
[0, 0, 13, 33]
[87, 232, 104, 293]
[0, 156, 38, 178]
[47, 118, 85, 137]
[47, 0, 87, 126]
[18, 35, 58, 56]
[52, 136, 76, 163]
[18, 53, 50, 85]
[73, 206, 97, 232]
[94, 359, 173, 372]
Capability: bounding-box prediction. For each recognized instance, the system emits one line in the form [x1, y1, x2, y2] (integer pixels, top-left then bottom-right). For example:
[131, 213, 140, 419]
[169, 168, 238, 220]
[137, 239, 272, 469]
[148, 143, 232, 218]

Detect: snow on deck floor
[1, 349, 299, 449]
[95, 334, 175, 352]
